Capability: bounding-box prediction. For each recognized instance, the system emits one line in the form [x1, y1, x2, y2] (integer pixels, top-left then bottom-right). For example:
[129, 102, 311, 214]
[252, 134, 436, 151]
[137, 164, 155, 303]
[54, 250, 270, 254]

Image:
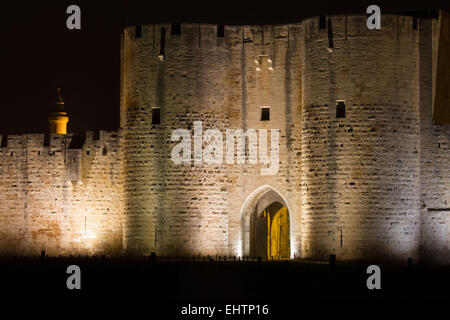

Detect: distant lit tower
[48, 88, 69, 134]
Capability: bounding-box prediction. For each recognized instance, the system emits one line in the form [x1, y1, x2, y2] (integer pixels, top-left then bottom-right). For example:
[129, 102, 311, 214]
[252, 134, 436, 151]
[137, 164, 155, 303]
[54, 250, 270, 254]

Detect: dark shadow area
[0, 255, 449, 304]
[0, 2, 449, 133]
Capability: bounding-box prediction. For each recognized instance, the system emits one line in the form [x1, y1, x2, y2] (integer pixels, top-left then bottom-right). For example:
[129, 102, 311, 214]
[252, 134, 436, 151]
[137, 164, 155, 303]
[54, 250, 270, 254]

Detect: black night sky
[0, 1, 448, 134]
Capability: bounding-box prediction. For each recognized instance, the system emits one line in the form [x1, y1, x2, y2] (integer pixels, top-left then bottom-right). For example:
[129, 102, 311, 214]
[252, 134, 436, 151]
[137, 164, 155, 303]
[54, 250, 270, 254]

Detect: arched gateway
[240, 185, 291, 260]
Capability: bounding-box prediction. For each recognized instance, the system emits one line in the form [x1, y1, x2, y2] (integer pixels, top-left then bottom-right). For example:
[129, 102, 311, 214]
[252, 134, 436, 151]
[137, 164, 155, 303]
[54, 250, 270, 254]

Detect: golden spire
[48, 88, 69, 134]
[56, 87, 64, 110]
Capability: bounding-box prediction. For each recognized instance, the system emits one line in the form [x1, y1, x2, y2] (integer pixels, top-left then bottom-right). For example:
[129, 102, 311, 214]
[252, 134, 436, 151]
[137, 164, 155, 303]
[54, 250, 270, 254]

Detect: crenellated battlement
[0, 130, 120, 186]
[301, 14, 425, 41]
[123, 23, 302, 53]
[0, 130, 119, 154]
[123, 14, 437, 55]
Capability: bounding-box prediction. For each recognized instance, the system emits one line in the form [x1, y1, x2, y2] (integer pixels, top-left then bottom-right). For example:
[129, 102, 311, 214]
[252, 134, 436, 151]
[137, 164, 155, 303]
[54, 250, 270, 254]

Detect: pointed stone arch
[239, 185, 293, 259]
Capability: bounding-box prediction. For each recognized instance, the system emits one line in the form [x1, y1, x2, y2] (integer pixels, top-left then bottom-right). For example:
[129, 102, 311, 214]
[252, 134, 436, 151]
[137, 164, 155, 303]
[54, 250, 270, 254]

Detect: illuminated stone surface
[0, 14, 449, 262]
[0, 132, 124, 255]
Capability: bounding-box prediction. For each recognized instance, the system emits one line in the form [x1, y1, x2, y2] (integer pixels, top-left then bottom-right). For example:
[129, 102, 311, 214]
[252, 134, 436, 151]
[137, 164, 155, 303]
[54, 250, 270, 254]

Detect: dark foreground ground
[1, 255, 449, 316]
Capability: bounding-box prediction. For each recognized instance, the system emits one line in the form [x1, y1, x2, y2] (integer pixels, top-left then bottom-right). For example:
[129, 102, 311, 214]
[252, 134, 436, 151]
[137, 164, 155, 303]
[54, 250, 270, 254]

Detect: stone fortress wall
[0, 131, 123, 255]
[0, 12, 448, 262]
[120, 22, 304, 257]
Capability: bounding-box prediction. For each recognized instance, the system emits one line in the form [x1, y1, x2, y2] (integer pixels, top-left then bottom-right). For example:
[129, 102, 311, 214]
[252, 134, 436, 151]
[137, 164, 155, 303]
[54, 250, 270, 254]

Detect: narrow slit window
[171, 24, 181, 35]
[0, 135, 7, 148]
[413, 17, 418, 30]
[336, 101, 346, 118]
[319, 16, 326, 29]
[135, 25, 142, 38]
[261, 107, 270, 121]
[327, 19, 333, 48]
[43, 134, 50, 147]
[159, 28, 166, 60]
[152, 108, 161, 125]
[217, 25, 225, 37]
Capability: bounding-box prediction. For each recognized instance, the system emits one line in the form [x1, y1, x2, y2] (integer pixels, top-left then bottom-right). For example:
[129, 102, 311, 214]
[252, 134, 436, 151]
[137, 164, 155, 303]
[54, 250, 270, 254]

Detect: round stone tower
[120, 23, 303, 257]
[120, 24, 234, 255]
[300, 15, 421, 261]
